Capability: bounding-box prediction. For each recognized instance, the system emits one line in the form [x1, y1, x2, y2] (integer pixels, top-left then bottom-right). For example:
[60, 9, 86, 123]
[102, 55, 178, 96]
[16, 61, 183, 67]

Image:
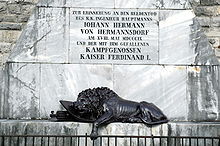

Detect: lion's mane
[77, 87, 119, 117]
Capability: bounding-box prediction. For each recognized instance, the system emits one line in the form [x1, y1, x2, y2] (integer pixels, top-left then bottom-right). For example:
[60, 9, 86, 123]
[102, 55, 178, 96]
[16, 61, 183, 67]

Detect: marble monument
[0, 0, 220, 145]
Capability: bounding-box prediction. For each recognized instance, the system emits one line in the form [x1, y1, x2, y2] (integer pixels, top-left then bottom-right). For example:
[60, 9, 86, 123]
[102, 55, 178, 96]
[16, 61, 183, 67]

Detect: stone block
[211, 16, 220, 27]
[200, 0, 220, 5]
[0, 30, 21, 43]
[187, 66, 220, 121]
[0, 22, 23, 30]
[113, 65, 187, 121]
[0, 42, 12, 53]
[194, 6, 220, 16]
[8, 3, 21, 15]
[203, 27, 220, 37]
[196, 16, 211, 27]
[40, 64, 113, 118]
[0, 14, 18, 23]
[21, 4, 35, 15]
[4, 63, 40, 119]
[17, 15, 30, 22]
[0, 2, 7, 14]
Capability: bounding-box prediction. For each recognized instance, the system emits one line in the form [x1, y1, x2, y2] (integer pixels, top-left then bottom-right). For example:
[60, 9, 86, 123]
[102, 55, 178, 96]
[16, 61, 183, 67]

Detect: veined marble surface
[40, 64, 113, 118]
[8, 8, 219, 65]
[187, 65, 220, 121]
[1, 63, 220, 121]
[6, 63, 40, 119]
[113, 65, 187, 120]
[8, 8, 69, 63]
[2, 0, 220, 122]
[159, 10, 219, 65]
[2, 63, 113, 119]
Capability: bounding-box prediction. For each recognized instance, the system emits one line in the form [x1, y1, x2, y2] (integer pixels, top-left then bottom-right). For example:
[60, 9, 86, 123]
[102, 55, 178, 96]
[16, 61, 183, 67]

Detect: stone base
[0, 120, 220, 146]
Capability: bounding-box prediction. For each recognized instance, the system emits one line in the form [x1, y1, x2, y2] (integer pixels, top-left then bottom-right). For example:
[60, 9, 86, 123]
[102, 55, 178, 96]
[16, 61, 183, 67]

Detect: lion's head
[73, 87, 119, 118]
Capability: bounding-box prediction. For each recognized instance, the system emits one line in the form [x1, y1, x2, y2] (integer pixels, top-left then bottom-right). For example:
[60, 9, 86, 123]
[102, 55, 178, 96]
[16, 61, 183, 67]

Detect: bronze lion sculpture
[50, 87, 168, 140]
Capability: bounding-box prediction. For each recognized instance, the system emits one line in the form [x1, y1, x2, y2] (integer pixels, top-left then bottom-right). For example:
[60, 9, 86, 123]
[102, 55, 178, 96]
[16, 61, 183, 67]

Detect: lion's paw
[90, 132, 98, 140]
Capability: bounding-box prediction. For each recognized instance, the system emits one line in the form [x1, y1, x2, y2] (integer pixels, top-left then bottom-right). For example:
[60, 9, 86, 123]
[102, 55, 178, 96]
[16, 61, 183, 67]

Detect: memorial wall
[0, 0, 220, 67]
[0, 0, 220, 145]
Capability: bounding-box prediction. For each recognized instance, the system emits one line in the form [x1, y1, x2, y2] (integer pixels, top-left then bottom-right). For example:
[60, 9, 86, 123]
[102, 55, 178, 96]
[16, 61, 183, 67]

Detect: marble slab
[8, 7, 69, 63]
[6, 63, 40, 119]
[113, 65, 187, 121]
[159, 10, 195, 65]
[159, 10, 219, 65]
[40, 64, 113, 118]
[69, 8, 159, 64]
[187, 65, 220, 121]
[34, 7, 69, 63]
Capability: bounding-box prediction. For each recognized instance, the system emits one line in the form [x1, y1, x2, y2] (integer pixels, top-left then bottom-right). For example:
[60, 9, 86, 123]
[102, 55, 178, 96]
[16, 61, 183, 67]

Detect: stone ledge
[0, 120, 220, 136]
[0, 121, 220, 145]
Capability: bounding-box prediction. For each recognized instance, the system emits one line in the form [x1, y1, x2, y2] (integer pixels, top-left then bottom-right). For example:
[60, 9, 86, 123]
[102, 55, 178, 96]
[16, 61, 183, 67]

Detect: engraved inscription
[70, 8, 159, 64]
